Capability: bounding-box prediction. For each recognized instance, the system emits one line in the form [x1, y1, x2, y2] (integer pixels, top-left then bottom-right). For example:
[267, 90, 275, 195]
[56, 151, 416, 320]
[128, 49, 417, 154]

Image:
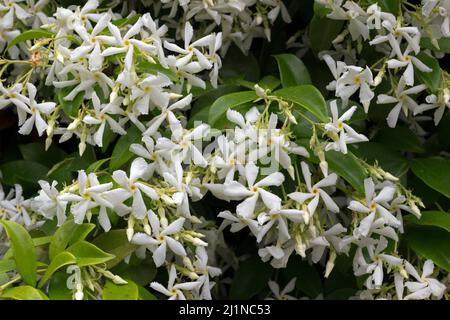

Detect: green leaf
[66, 241, 115, 267]
[49, 219, 95, 260]
[138, 285, 157, 300]
[208, 91, 257, 128]
[7, 29, 54, 49]
[274, 54, 312, 87]
[404, 225, 450, 273]
[415, 52, 441, 93]
[258, 75, 281, 91]
[109, 125, 142, 170]
[187, 85, 242, 128]
[19, 143, 67, 167]
[38, 251, 77, 288]
[0, 259, 16, 274]
[421, 37, 450, 53]
[135, 57, 177, 82]
[351, 143, 409, 177]
[48, 272, 72, 300]
[1, 286, 49, 300]
[93, 229, 137, 268]
[86, 158, 111, 173]
[229, 255, 272, 299]
[103, 279, 139, 300]
[282, 256, 323, 298]
[274, 85, 329, 122]
[0, 220, 37, 286]
[0, 160, 48, 185]
[369, 0, 399, 14]
[326, 150, 367, 194]
[375, 126, 425, 153]
[309, 16, 344, 55]
[404, 211, 450, 232]
[56, 86, 84, 118]
[33, 236, 53, 247]
[411, 157, 450, 199]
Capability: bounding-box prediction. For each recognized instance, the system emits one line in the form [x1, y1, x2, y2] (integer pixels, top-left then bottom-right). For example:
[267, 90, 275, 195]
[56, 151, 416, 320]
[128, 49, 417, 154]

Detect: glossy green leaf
[415, 52, 441, 93]
[103, 279, 139, 300]
[138, 285, 157, 300]
[404, 211, 450, 232]
[187, 85, 242, 128]
[93, 229, 137, 268]
[274, 54, 312, 87]
[258, 75, 281, 91]
[109, 125, 142, 170]
[404, 225, 450, 273]
[49, 219, 95, 260]
[0, 259, 16, 274]
[86, 158, 111, 173]
[0, 160, 48, 186]
[19, 143, 67, 167]
[7, 29, 54, 49]
[411, 157, 450, 199]
[0, 220, 37, 286]
[309, 16, 344, 55]
[38, 251, 77, 288]
[326, 150, 367, 194]
[369, 0, 399, 14]
[375, 126, 425, 153]
[282, 257, 323, 298]
[48, 272, 72, 300]
[66, 241, 115, 267]
[229, 255, 272, 299]
[421, 37, 450, 53]
[274, 85, 329, 122]
[208, 91, 257, 128]
[56, 87, 84, 118]
[1, 286, 49, 300]
[351, 143, 409, 177]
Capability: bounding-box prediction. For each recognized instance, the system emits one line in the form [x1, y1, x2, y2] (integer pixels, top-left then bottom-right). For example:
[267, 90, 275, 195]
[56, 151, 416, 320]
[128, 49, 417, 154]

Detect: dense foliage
[0, 0, 449, 300]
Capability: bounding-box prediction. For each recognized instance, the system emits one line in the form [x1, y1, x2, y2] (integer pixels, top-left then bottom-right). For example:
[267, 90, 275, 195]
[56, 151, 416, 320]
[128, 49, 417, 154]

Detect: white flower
[0, 184, 31, 227]
[377, 76, 426, 128]
[222, 162, 285, 218]
[414, 93, 450, 125]
[354, 237, 403, 289]
[324, 100, 368, 154]
[348, 178, 401, 238]
[143, 94, 192, 136]
[150, 265, 200, 300]
[403, 260, 446, 300]
[0, 83, 30, 127]
[32, 180, 68, 226]
[288, 162, 339, 223]
[110, 157, 158, 219]
[267, 277, 297, 300]
[164, 21, 214, 69]
[69, 12, 112, 71]
[155, 123, 209, 167]
[256, 208, 304, 243]
[59, 171, 113, 230]
[193, 246, 222, 300]
[18, 83, 56, 136]
[130, 73, 172, 116]
[217, 210, 260, 238]
[82, 92, 126, 147]
[336, 65, 374, 111]
[386, 47, 432, 86]
[131, 215, 187, 267]
[102, 18, 155, 70]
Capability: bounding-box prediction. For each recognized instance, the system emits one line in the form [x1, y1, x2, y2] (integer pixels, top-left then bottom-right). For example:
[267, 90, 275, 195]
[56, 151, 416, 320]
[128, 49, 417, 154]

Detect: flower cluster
[312, 0, 450, 128]
[0, 0, 448, 301]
